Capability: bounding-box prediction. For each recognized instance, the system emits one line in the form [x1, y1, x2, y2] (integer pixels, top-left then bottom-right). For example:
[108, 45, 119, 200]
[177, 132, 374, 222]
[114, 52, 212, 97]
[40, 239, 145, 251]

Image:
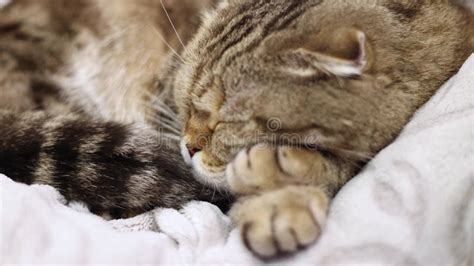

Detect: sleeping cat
[1, 0, 472, 260]
[0, 0, 231, 215]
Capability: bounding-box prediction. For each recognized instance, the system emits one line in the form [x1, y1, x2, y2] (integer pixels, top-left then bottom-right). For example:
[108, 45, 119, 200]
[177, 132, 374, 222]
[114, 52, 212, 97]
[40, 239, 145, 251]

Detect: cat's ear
[281, 28, 371, 78]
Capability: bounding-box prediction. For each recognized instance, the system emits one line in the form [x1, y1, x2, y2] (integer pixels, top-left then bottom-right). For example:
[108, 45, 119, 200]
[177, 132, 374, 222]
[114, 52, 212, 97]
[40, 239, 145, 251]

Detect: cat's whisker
[153, 120, 181, 135]
[223, 189, 232, 202]
[145, 100, 178, 122]
[159, 133, 181, 142]
[139, 45, 189, 69]
[156, 131, 181, 142]
[160, 116, 181, 128]
[144, 98, 179, 124]
[144, 112, 181, 133]
[142, 90, 179, 121]
[149, 116, 180, 132]
[160, 0, 186, 51]
[157, 118, 178, 129]
[152, 94, 178, 119]
[150, 25, 186, 64]
[98, 24, 138, 49]
[145, 110, 179, 129]
[142, 85, 175, 113]
[155, 117, 181, 132]
[211, 185, 217, 203]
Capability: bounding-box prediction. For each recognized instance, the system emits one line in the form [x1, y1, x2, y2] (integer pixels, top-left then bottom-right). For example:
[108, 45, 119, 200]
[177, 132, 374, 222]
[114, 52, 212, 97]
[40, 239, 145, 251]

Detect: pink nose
[186, 144, 202, 158]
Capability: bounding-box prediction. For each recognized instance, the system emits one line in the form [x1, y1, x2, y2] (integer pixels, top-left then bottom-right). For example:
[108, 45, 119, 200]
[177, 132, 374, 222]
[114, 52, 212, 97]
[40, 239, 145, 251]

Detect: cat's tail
[0, 110, 232, 217]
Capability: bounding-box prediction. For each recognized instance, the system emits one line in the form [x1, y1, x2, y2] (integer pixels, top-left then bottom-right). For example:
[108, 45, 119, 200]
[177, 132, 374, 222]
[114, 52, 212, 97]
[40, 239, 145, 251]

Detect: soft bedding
[0, 0, 8, 9]
[1, 54, 473, 265]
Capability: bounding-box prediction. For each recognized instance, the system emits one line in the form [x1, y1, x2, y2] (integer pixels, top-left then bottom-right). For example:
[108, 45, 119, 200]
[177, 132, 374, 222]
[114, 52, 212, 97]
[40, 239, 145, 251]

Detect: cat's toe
[241, 206, 320, 258]
[231, 186, 329, 260]
[226, 144, 280, 194]
[226, 144, 328, 195]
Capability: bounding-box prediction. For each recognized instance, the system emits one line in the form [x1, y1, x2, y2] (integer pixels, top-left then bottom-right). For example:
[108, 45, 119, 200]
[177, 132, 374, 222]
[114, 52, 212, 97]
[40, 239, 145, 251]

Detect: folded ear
[281, 28, 372, 78]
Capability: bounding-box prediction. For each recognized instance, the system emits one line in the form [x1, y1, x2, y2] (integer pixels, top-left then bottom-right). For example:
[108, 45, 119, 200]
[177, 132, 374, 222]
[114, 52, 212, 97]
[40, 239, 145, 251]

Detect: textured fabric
[0, 0, 9, 9]
[1, 54, 473, 265]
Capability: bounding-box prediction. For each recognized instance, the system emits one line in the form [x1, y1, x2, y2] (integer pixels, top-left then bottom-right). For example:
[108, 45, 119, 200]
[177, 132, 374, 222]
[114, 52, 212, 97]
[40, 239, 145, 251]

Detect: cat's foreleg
[226, 144, 355, 259]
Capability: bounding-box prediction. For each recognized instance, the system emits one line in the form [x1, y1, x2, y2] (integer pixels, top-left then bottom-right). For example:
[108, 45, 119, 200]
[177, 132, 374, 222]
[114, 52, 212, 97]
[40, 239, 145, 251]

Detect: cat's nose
[186, 143, 202, 158]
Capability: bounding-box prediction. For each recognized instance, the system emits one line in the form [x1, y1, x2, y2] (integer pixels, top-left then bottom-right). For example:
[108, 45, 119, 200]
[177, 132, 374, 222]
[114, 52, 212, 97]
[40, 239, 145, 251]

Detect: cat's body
[0, 0, 231, 216]
[1, 0, 472, 260]
[0, 0, 214, 122]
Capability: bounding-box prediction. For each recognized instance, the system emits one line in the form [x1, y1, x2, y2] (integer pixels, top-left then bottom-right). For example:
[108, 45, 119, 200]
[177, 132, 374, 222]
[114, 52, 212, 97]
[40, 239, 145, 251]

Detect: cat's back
[0, 0, 215, 122]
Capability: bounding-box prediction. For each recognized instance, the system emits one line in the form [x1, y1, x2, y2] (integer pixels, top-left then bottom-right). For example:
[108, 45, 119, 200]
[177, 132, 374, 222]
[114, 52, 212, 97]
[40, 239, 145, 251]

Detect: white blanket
[0, 0, 9, 9]
[1, 55, 473, 265]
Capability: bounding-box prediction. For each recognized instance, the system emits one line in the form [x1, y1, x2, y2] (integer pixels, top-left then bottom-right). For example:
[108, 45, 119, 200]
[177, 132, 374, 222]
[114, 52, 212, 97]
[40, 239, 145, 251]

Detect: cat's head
[172, 0, 467, 189]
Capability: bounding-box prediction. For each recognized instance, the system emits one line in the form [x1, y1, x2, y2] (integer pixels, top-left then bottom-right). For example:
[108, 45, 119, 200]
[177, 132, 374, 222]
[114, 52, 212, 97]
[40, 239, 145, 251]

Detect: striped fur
[0, 0, 230, 217]
[0, 110, 231, 217]
[174, 0, 473, 259]
[0, 0, 472, 259]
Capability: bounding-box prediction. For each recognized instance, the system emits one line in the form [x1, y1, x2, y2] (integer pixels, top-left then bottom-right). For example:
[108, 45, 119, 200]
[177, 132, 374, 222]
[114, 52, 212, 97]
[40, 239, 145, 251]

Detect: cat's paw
[226, 144, 326, 195]
[230, 186, 329, 259]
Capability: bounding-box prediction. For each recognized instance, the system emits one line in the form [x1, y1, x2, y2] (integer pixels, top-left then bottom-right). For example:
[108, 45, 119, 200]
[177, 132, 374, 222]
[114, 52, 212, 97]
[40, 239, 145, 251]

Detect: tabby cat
[0, 0, 232, 216]
[1, 0, 472, 260]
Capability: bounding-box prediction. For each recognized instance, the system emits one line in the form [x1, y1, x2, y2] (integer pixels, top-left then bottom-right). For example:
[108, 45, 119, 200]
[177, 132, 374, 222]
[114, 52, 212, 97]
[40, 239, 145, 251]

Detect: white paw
[230, 186, 329, 259]
[226, 144, 325, 195]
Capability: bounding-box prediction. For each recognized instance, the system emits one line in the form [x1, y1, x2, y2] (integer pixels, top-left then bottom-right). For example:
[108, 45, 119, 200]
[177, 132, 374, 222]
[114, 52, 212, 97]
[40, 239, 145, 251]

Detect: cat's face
[173, 0, 466, 189]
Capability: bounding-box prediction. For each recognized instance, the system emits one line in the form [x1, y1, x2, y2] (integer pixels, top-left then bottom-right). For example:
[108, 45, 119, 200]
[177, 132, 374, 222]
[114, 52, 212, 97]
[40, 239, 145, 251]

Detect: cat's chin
[190, 152, 230, 191]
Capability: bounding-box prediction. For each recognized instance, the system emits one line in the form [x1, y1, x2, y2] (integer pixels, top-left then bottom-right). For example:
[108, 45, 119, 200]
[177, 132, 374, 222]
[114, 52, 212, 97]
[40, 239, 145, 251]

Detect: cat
[174, 0, 472, 258]
[0, 0, 232, 217]
[1, 0, 472, 260]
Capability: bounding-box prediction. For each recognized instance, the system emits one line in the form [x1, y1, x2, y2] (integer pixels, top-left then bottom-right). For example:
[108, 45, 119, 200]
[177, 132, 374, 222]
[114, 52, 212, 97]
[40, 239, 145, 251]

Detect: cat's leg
[227, 144, 351, 196]
[227, 144, 354, 259]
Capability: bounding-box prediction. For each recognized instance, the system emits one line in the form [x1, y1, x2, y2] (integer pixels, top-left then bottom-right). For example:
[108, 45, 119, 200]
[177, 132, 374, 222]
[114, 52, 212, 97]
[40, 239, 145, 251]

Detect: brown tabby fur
[0, 0, 472, 260]
[175, 0, 473, 258]
[0, 0, 232, 217]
